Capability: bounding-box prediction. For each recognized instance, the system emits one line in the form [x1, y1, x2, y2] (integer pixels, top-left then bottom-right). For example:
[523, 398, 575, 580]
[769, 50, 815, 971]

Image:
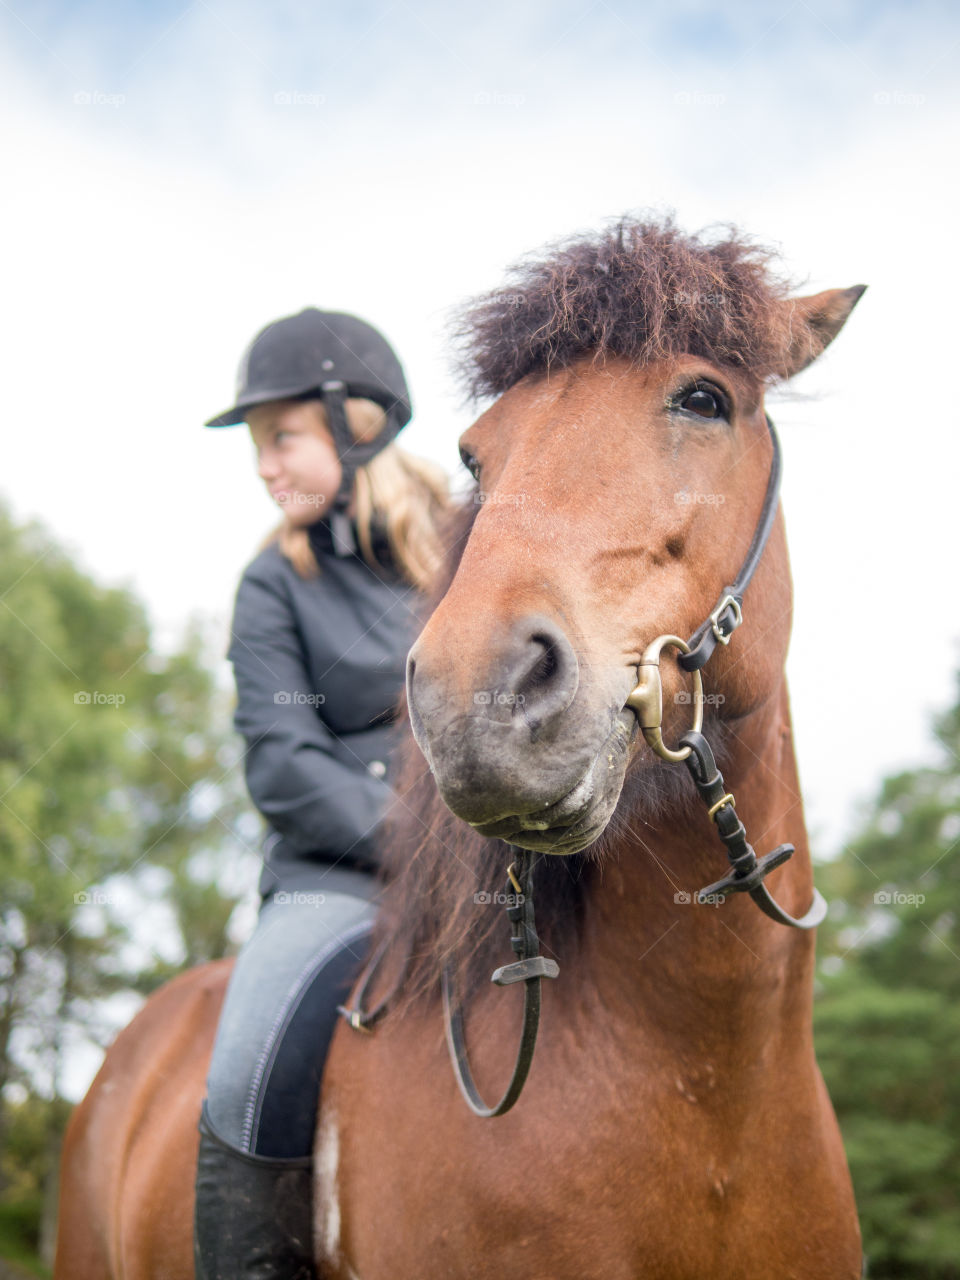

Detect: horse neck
[578, 677, 817, 1057]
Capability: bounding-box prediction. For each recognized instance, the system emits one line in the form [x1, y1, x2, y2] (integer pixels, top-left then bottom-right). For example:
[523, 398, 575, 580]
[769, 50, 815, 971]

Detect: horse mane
[452, 212, 804, 398]
[372, 213, 771, 1010]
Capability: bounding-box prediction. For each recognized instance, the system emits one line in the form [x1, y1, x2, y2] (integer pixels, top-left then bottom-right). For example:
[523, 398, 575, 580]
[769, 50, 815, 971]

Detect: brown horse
[55, 216, 864, 1278]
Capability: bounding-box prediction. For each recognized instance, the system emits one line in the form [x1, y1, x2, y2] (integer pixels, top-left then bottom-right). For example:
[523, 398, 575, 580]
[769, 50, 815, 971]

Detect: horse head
[407, 219, 864, 856]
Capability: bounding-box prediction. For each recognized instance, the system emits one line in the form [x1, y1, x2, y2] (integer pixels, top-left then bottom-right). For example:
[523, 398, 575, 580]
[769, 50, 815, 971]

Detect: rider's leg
[194, 868, 376, 1280]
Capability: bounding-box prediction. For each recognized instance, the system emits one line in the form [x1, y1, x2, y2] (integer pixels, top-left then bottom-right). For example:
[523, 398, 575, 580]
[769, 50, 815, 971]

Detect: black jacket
[227, 518, 420, 897]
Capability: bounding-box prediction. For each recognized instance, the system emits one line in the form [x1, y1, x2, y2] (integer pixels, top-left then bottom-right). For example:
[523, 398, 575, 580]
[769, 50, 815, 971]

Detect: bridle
[624, 413, 826, 931]
[340, 411, 827, 1117]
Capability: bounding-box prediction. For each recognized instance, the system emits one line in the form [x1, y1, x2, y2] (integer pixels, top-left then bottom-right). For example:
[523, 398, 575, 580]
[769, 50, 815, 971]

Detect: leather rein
[340, 411, 827, 1117]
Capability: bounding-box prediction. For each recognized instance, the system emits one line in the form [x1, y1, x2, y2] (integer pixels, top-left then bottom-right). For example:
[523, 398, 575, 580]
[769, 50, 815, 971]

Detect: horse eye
[680, 388, 723, 419]
[459, 447, 481, 480]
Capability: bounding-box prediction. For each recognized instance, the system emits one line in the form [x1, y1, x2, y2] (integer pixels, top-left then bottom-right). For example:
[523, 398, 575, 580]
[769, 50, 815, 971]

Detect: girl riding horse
[196, 307, 447, 1278]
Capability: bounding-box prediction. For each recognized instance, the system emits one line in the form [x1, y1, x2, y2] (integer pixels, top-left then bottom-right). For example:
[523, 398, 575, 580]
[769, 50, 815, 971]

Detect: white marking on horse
[316, 1107, 341, 1265]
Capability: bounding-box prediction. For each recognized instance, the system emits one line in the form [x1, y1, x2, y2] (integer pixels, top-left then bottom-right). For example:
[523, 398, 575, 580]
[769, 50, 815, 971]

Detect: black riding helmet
[205, 308, 412, 555]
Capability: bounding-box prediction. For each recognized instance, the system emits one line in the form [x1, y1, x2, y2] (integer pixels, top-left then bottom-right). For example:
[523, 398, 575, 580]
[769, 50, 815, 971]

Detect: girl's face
[246, 399, 343, 525]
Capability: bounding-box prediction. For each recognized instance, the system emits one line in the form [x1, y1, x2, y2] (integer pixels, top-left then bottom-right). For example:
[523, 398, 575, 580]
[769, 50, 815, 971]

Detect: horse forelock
[451, 211, 803, 400]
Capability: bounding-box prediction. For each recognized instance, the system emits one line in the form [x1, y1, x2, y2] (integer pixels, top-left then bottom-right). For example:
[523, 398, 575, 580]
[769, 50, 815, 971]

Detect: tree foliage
[815, 667, 960, 1278]
[0, 501, 257, 1265]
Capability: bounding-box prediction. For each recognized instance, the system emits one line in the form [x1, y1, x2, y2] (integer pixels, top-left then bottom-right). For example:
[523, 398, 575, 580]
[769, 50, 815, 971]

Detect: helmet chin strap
[320, 381, 402, 557]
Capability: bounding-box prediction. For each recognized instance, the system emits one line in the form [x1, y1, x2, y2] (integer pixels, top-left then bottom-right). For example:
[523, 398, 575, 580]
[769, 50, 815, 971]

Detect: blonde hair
[257, 397, 450, 591]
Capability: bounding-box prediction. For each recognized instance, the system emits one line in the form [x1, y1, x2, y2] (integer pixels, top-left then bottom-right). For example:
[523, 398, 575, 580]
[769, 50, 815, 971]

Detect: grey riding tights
[203, 870, 377, 1160]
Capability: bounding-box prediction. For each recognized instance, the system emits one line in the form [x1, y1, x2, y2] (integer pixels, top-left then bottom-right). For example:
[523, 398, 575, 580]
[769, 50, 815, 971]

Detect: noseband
[341, 411, 827, 1117]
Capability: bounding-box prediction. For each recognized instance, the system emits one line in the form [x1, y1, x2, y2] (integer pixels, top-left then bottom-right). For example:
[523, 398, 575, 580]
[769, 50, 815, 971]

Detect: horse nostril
[523, 635, 559, 688]
[405, 650, 418, 704]
[407, 615, 579, 749]
[510, 620, 578, 731]
[515, 635, 561, 709]
[405, 648, 430, 752]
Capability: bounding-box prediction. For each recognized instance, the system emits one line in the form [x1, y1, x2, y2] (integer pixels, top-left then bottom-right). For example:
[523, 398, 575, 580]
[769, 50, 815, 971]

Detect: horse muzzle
[406, 613, 637, 854]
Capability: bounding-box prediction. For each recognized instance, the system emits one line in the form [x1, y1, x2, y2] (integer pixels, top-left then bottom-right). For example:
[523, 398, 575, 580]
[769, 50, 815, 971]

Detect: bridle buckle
[709, 594, 743, 644]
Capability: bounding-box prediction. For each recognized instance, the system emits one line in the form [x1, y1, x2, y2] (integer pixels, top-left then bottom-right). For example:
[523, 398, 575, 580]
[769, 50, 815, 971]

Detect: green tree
[815, 667, 960, 1278]
[0, 501, 257, 1267]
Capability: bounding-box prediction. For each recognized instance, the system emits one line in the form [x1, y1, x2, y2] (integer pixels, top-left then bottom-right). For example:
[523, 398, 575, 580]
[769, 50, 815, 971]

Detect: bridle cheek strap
[629, 412, 827, 932]
[679, 413, 782, 673]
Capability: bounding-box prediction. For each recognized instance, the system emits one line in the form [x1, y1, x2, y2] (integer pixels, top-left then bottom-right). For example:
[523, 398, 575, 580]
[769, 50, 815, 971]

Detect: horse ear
[778, 284, 867, 379]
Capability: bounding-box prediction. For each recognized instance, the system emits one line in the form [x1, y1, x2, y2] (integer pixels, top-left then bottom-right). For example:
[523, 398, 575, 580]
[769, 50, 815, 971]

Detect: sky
[2, 1, 958, 908]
